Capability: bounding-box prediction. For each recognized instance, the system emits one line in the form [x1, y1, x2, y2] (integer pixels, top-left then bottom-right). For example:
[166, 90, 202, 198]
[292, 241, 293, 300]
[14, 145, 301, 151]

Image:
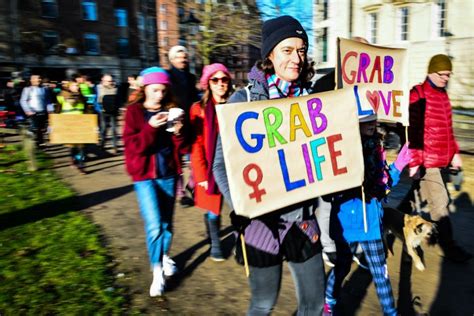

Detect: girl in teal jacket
[324, 114, 410, 316]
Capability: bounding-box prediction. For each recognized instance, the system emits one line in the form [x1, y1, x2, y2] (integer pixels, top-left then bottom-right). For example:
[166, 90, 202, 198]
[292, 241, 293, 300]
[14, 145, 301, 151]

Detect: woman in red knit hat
[189, 63, 233, 261]
[123, 67, 185, 297]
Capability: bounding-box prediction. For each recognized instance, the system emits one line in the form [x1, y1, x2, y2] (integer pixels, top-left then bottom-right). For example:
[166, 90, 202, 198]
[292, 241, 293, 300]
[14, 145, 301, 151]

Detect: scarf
[266, 74, 303, 99]
[97, 84, 117, 103]
[204, 98, 220, 194]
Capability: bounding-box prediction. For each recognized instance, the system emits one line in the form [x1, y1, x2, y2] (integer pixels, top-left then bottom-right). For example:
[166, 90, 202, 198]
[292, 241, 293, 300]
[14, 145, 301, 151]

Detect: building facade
[351, 0, 473, 108]
[313, 0, 473, 108]
[0, 0, 158, 83]
[156, 0, 180, 70]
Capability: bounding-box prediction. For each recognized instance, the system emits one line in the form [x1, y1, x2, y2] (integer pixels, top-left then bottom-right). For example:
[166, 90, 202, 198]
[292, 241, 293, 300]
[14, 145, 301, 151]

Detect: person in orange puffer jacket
[407, 54, 471, 263]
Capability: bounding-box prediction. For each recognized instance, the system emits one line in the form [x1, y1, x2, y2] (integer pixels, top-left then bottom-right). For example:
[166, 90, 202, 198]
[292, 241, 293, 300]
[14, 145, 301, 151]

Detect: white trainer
[163, 255, 177, 277]
[149, 265, 165, 297]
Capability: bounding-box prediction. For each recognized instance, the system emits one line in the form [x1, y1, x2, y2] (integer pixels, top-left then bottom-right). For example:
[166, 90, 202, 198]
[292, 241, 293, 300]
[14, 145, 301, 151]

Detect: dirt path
[47, 141, 474, 315]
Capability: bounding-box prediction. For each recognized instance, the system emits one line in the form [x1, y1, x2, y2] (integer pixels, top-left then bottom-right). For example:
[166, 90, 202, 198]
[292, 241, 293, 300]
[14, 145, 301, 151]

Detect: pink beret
[200, 63, 231, 90]
[141, 67, 170, 86]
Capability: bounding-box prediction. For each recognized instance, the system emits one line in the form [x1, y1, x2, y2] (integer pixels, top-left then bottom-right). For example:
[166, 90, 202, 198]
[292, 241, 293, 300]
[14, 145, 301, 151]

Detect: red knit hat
[140, 67, 170, 86]
[200, 63, 231, 90]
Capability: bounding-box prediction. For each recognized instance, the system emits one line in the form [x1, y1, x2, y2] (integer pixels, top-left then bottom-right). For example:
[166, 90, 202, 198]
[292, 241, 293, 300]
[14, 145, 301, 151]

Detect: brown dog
[383, 207, 436, 271]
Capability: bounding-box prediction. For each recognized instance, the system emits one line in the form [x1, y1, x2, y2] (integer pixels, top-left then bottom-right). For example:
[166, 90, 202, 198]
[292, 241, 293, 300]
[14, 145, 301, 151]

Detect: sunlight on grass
[0, 145, 127, 314]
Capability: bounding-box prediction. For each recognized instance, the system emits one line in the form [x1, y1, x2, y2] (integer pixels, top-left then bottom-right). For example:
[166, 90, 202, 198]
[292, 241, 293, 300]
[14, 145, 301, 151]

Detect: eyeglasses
[209, 77, 230, 84]
[436, 72, 452, 79]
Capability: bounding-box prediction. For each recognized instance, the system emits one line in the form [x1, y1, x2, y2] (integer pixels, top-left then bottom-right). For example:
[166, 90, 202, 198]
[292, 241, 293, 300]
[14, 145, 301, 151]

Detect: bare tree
[193, 0, 262, 65]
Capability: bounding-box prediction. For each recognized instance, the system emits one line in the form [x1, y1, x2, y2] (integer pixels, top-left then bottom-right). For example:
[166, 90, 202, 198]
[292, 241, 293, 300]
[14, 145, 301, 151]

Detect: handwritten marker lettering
[243, 164, 267, 203]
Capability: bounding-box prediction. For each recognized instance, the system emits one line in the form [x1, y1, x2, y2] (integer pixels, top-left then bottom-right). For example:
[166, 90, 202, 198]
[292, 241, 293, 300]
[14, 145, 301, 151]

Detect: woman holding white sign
[123, 67, 184, 297]
[189, 63, 233, 262]
[213, 16, 325, 315]
[55, 80, 89, 175]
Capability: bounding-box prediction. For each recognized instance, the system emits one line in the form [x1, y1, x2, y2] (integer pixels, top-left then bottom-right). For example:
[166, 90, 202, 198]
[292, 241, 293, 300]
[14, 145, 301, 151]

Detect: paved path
[46, 141, 474, 315]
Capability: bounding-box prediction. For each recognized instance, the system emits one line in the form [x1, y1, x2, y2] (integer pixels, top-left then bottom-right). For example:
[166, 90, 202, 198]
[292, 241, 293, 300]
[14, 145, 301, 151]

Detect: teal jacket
[330, 163, 401, 242]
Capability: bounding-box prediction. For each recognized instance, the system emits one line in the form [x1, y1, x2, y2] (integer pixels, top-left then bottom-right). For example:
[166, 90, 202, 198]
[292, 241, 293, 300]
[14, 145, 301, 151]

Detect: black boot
[208, 215, 224, 262]
[180, 196, 194, 207]
[437, 216, 472, 263]
[203, 213, 210, 243]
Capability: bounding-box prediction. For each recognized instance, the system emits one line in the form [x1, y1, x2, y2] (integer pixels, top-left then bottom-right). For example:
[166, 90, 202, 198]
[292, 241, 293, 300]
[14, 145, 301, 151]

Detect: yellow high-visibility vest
[57, 95, 85, 114]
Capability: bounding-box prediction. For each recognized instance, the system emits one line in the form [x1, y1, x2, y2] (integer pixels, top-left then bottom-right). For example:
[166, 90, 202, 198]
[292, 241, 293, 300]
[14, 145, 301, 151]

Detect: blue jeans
[134, 177, 176, 267]
[247, 252, 325, 316]
[207, 211, 219, 220]
[100, 113, 118, 149]
[70, 145, 85, 167]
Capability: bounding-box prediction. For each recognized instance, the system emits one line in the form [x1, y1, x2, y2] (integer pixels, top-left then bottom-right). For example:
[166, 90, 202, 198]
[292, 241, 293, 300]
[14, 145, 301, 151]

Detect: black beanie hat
[261, 15, 308, 59]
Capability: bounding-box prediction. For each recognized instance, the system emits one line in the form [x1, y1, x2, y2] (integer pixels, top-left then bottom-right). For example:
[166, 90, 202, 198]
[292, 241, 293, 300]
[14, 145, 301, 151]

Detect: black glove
[230, 211, 251, 234]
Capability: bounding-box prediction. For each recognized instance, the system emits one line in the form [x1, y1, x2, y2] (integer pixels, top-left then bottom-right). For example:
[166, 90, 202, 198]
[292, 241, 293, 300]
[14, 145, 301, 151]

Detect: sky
[256, 0, 314, 55]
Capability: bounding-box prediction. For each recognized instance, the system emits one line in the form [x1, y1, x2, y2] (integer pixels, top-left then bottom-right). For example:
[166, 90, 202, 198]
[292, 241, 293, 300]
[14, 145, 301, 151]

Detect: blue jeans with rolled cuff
[134, 176, 176, 267]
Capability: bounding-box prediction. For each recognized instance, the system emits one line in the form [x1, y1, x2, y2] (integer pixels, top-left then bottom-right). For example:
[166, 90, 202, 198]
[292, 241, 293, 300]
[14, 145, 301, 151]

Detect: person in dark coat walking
[167, 45, 200, 207]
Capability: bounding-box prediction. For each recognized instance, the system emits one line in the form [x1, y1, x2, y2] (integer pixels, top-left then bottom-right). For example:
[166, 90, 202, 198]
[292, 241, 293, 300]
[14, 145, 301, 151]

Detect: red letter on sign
[327, 134, 347, 176]
[342, 51, 357, 84]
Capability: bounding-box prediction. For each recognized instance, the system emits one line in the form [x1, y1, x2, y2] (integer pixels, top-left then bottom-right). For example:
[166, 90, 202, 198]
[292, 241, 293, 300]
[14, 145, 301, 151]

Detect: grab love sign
[216, 88, 364, 218]
[336, 38, 409, 125]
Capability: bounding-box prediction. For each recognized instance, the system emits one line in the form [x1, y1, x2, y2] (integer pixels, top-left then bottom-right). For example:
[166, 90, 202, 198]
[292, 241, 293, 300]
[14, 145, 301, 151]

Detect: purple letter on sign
[383, 56, 394, 84]
[307, 98, 328, 135]
[357, 53, 370, 83]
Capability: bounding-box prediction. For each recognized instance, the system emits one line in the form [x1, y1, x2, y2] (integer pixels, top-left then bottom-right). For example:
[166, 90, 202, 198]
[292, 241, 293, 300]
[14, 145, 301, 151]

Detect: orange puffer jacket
[408, 79, 459, 168]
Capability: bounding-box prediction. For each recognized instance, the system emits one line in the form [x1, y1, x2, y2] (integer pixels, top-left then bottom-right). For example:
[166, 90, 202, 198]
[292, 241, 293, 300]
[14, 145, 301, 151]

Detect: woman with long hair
[213, 16, 325, 314]
[189, 63, 233, 261]
[123, 67, 183, 297]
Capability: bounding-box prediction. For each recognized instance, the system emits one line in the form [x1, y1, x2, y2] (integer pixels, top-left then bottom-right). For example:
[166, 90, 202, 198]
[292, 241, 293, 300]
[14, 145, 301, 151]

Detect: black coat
[168, 66, 200, 115]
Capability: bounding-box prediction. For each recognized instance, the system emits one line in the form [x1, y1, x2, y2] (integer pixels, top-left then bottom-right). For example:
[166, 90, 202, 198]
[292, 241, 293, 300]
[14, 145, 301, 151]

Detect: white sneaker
[163, 255, 177, 277]
[322, 252, 336, 268]
[149, 265, 165, 297]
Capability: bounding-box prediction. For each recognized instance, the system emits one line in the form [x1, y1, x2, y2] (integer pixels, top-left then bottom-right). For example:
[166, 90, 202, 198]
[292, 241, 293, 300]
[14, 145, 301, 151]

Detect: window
[147, 17, 156, 35]
[137, 13, 145, 30]
[397, 7, 409, 41]
[318, 27, 328, 62]
[148, 44, 157, 61]
[437, 0, 447, 37]
[82, 1, 98, 21]
[117, 38, 129, 57]
[178, 7, 185, 19]
[115, 8, 128, 27]
[367, 12, 378, 43]
[160, 4, 167, 14]
[323, 0, 329, 20]
[41, 0, 58, 18]
[160, 20, 168, 30]
[315, 0, 328, 20]
[84, 33, 100, 55]
[162, 37, 169, 47]
[43, 31, 59, 53]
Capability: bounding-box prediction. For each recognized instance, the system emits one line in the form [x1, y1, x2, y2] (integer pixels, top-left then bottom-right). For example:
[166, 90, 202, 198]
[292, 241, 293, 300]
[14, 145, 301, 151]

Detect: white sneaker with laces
[150, 265, 165, 297]
[163, 255, 177, 277]
[322, 252, 335, 268]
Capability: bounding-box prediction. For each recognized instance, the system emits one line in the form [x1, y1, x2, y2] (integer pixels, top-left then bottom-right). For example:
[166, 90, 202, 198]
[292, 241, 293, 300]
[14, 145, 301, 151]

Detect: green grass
[0, 145, 127, 314]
